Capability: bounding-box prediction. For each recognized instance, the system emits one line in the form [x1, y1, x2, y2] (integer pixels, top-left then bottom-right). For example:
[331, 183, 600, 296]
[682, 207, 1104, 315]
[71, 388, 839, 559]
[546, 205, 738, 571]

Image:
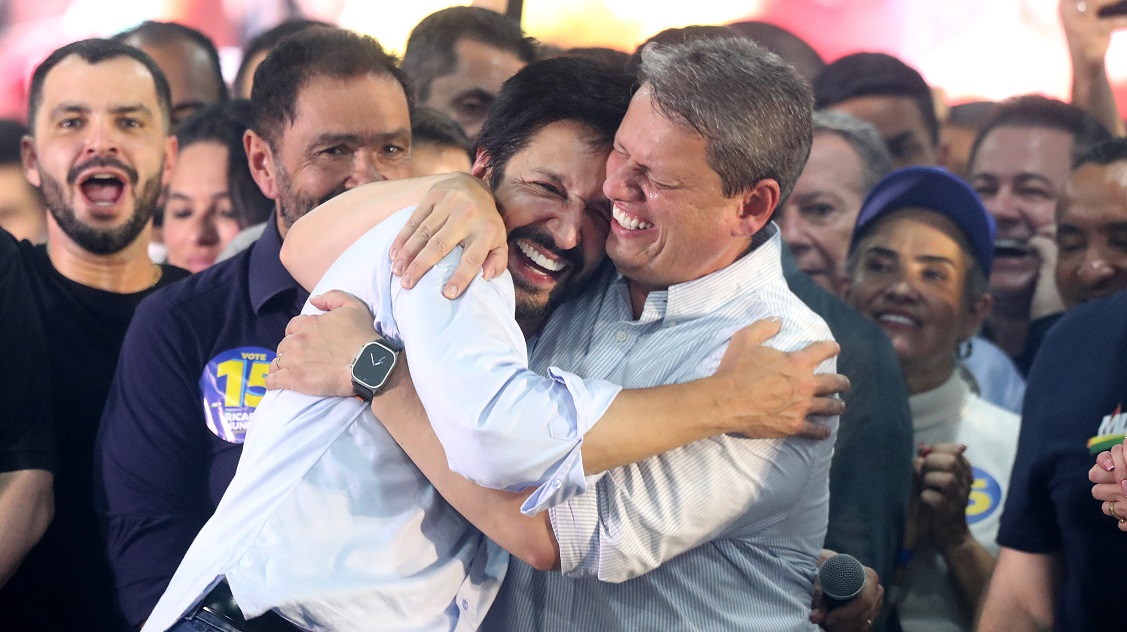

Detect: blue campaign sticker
[966, 465, 1003, 525]
[200, 346, 275, 444]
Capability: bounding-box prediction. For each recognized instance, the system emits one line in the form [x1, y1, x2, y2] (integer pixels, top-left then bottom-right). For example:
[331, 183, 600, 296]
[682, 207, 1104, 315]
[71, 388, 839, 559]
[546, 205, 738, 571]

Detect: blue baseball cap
[849, 166, 997, 276]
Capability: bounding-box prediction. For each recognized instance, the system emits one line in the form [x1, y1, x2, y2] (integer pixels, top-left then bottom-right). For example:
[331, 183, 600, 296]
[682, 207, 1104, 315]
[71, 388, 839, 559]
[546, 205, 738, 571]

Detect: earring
[956, 338, 974, 361]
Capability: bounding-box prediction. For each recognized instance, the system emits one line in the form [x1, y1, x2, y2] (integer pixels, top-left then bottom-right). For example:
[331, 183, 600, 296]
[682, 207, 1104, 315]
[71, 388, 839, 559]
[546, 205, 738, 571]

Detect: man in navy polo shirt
[95, 27, 415, 627]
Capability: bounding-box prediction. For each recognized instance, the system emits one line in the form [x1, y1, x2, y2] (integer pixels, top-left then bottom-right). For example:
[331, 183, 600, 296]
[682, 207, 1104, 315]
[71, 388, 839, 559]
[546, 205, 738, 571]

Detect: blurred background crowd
[3, 1, 1127, 632]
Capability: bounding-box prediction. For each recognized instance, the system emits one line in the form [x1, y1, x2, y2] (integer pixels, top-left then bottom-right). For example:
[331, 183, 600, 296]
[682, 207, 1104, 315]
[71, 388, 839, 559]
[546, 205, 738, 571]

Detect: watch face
[353, 342, 397, 391]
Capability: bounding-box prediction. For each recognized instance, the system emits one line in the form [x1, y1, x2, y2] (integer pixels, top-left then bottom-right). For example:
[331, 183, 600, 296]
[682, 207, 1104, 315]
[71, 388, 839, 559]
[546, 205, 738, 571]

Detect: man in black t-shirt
[978, 290, 1127, 632]
[0, 39, 188, 631]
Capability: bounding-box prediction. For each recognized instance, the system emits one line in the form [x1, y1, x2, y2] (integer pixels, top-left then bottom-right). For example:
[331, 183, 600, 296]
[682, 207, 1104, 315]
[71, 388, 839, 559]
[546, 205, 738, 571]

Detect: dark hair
[813, 52, 938, 146]
[0, 119, 28, 166]
[113, 21, 228, 102]
[1074, 136, 1127, 170]
[625, 25, 737, 78]
[727, 21, 824, 83]
[476, 56, 632, 191]
[968, 94, 1111, 170]
[640, 37, 813, 203]
[251, 27, 411, 147]
[233, 19, 332, 98]
[563, 47, 631, 71]
[401, 7, 536, 102]
[173, 99, 273, 227]
[412, 107, 472, 158]
[28, 39, 173, 133]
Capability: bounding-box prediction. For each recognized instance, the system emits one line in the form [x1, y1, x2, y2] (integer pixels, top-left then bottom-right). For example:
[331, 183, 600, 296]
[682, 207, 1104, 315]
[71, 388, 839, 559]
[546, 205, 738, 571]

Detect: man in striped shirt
[477, 37, 836, 632]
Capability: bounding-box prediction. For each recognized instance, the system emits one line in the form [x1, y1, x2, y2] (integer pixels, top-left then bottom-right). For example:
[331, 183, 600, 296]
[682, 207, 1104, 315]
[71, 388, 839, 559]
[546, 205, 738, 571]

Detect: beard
[274, 163, 351, 232]
[506, 222, 589, 325]
[39, 156, 163, 256]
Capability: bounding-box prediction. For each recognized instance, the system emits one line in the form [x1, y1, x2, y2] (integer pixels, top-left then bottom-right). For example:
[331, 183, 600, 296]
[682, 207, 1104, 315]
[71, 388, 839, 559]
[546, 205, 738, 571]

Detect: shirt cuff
[518, 368, 621, 515]
[547, 481, 603, 578]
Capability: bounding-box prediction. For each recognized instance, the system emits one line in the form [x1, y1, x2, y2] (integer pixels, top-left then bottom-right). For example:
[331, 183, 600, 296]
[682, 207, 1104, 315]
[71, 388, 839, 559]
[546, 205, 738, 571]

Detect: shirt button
[615, 331, 627, 342]
[462, 599, 470, 610]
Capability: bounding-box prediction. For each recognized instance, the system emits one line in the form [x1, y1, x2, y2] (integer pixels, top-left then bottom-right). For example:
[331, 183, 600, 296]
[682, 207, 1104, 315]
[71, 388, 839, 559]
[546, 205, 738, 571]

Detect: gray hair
[813, 110, 892, 196]
[638, 37, 813, 202]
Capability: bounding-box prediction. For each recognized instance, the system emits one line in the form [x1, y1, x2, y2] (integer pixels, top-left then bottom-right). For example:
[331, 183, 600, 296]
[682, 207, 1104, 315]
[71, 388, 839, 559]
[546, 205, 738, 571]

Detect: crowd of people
[1, 2, 1126, 632]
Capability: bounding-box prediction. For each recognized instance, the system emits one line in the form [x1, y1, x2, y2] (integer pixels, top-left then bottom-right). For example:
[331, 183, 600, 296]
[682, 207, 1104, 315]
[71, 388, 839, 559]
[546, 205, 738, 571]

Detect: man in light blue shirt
[147, 56, 844, 632]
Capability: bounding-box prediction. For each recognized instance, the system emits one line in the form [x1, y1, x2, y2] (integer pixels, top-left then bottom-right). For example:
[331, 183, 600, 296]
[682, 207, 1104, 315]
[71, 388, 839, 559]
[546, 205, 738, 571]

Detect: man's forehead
[1065, 162, 1127, 213]
[286, 73, 410, 135]
[972, 125, 1074, 176]
[498, 120, 612, 207]
[453, 38, 526, 71]
[40, 54, 160, 108]
[832, 95, 924, 130]
[808, 132, 864, 175]
[293, 73, 406, 110]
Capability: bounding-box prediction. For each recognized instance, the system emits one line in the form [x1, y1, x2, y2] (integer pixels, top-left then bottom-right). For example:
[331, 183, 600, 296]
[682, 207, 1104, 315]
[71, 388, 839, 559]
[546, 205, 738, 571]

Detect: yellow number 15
[216, 359, 270, 409]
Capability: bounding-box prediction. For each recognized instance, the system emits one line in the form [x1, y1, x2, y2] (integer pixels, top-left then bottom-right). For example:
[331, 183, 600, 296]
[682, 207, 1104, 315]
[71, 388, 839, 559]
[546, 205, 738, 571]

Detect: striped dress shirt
[484, 225, 838, 631]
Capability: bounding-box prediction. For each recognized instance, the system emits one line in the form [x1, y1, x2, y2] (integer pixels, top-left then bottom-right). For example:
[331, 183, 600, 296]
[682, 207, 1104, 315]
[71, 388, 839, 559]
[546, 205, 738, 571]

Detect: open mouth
[612, 204, 653, 231]
[78, 172, 128, 208]
[994, 238, 1032, 259]
[513, 238, 569, 280]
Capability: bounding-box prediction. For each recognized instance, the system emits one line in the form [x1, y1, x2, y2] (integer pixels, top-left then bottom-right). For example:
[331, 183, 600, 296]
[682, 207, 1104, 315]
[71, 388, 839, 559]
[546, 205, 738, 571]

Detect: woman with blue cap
[841, 166, 1020, 631]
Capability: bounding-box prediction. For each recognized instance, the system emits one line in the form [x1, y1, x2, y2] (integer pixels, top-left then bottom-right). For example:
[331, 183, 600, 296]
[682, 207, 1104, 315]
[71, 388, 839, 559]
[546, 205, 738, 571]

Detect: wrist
[938, 529, 975, 557]
[701, 374, 744, 435]
[350, 338, 400, 402]
[1070, 49, 1106, 72]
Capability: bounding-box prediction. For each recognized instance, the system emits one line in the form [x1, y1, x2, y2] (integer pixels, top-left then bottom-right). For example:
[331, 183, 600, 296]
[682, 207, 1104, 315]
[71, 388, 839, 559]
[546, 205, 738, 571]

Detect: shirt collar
[909, 371, 969, 434]
[627, 222, 784, 324]
[248, 213, 301, 313]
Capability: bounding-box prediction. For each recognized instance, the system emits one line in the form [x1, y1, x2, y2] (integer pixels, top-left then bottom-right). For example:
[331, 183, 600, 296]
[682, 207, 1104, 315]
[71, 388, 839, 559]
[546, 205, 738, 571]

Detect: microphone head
[819, 553, 866, 602]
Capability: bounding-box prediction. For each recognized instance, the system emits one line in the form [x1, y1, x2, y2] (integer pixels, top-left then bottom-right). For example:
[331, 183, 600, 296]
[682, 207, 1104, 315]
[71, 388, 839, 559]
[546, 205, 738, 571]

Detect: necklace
[148, 263, 163, 288]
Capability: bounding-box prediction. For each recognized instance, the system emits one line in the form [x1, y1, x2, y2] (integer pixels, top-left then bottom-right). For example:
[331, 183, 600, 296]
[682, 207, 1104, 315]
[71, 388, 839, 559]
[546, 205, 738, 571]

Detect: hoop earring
[956, 338, 973, 361]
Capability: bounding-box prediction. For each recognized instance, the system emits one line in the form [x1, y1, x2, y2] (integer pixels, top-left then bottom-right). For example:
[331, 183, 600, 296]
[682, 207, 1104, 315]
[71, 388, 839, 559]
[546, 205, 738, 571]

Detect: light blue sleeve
[389, 248, 621, 510]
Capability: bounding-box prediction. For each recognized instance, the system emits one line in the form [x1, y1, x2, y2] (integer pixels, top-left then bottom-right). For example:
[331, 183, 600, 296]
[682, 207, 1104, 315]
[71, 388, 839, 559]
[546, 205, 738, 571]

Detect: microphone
[819, 553, 866, 611]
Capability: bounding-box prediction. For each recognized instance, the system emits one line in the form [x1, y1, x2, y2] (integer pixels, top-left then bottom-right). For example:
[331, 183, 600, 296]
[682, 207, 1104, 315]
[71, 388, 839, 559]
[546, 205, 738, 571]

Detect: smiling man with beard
[94, 27, 417, 628]
[0, 39, 190, 631]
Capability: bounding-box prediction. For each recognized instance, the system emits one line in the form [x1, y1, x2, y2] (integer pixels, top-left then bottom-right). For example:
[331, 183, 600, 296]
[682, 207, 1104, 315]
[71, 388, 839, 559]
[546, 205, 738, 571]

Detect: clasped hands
[906, 443, 975, 552]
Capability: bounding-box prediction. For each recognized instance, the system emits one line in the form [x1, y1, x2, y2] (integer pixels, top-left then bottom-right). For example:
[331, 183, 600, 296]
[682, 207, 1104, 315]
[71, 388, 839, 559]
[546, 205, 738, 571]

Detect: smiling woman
[162, 100, 272, 273]
[842, 166, 1020, 631]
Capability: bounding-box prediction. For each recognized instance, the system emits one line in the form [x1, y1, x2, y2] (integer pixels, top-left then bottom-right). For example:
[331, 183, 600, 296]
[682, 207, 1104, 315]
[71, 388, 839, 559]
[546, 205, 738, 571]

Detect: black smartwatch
[350, 339, 400, 402]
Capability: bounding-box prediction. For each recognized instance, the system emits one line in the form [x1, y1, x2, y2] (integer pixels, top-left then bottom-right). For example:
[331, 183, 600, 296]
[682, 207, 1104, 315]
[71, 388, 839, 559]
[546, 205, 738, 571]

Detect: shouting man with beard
[94, 27, 416, 628]
[0, 39, 189, 631]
